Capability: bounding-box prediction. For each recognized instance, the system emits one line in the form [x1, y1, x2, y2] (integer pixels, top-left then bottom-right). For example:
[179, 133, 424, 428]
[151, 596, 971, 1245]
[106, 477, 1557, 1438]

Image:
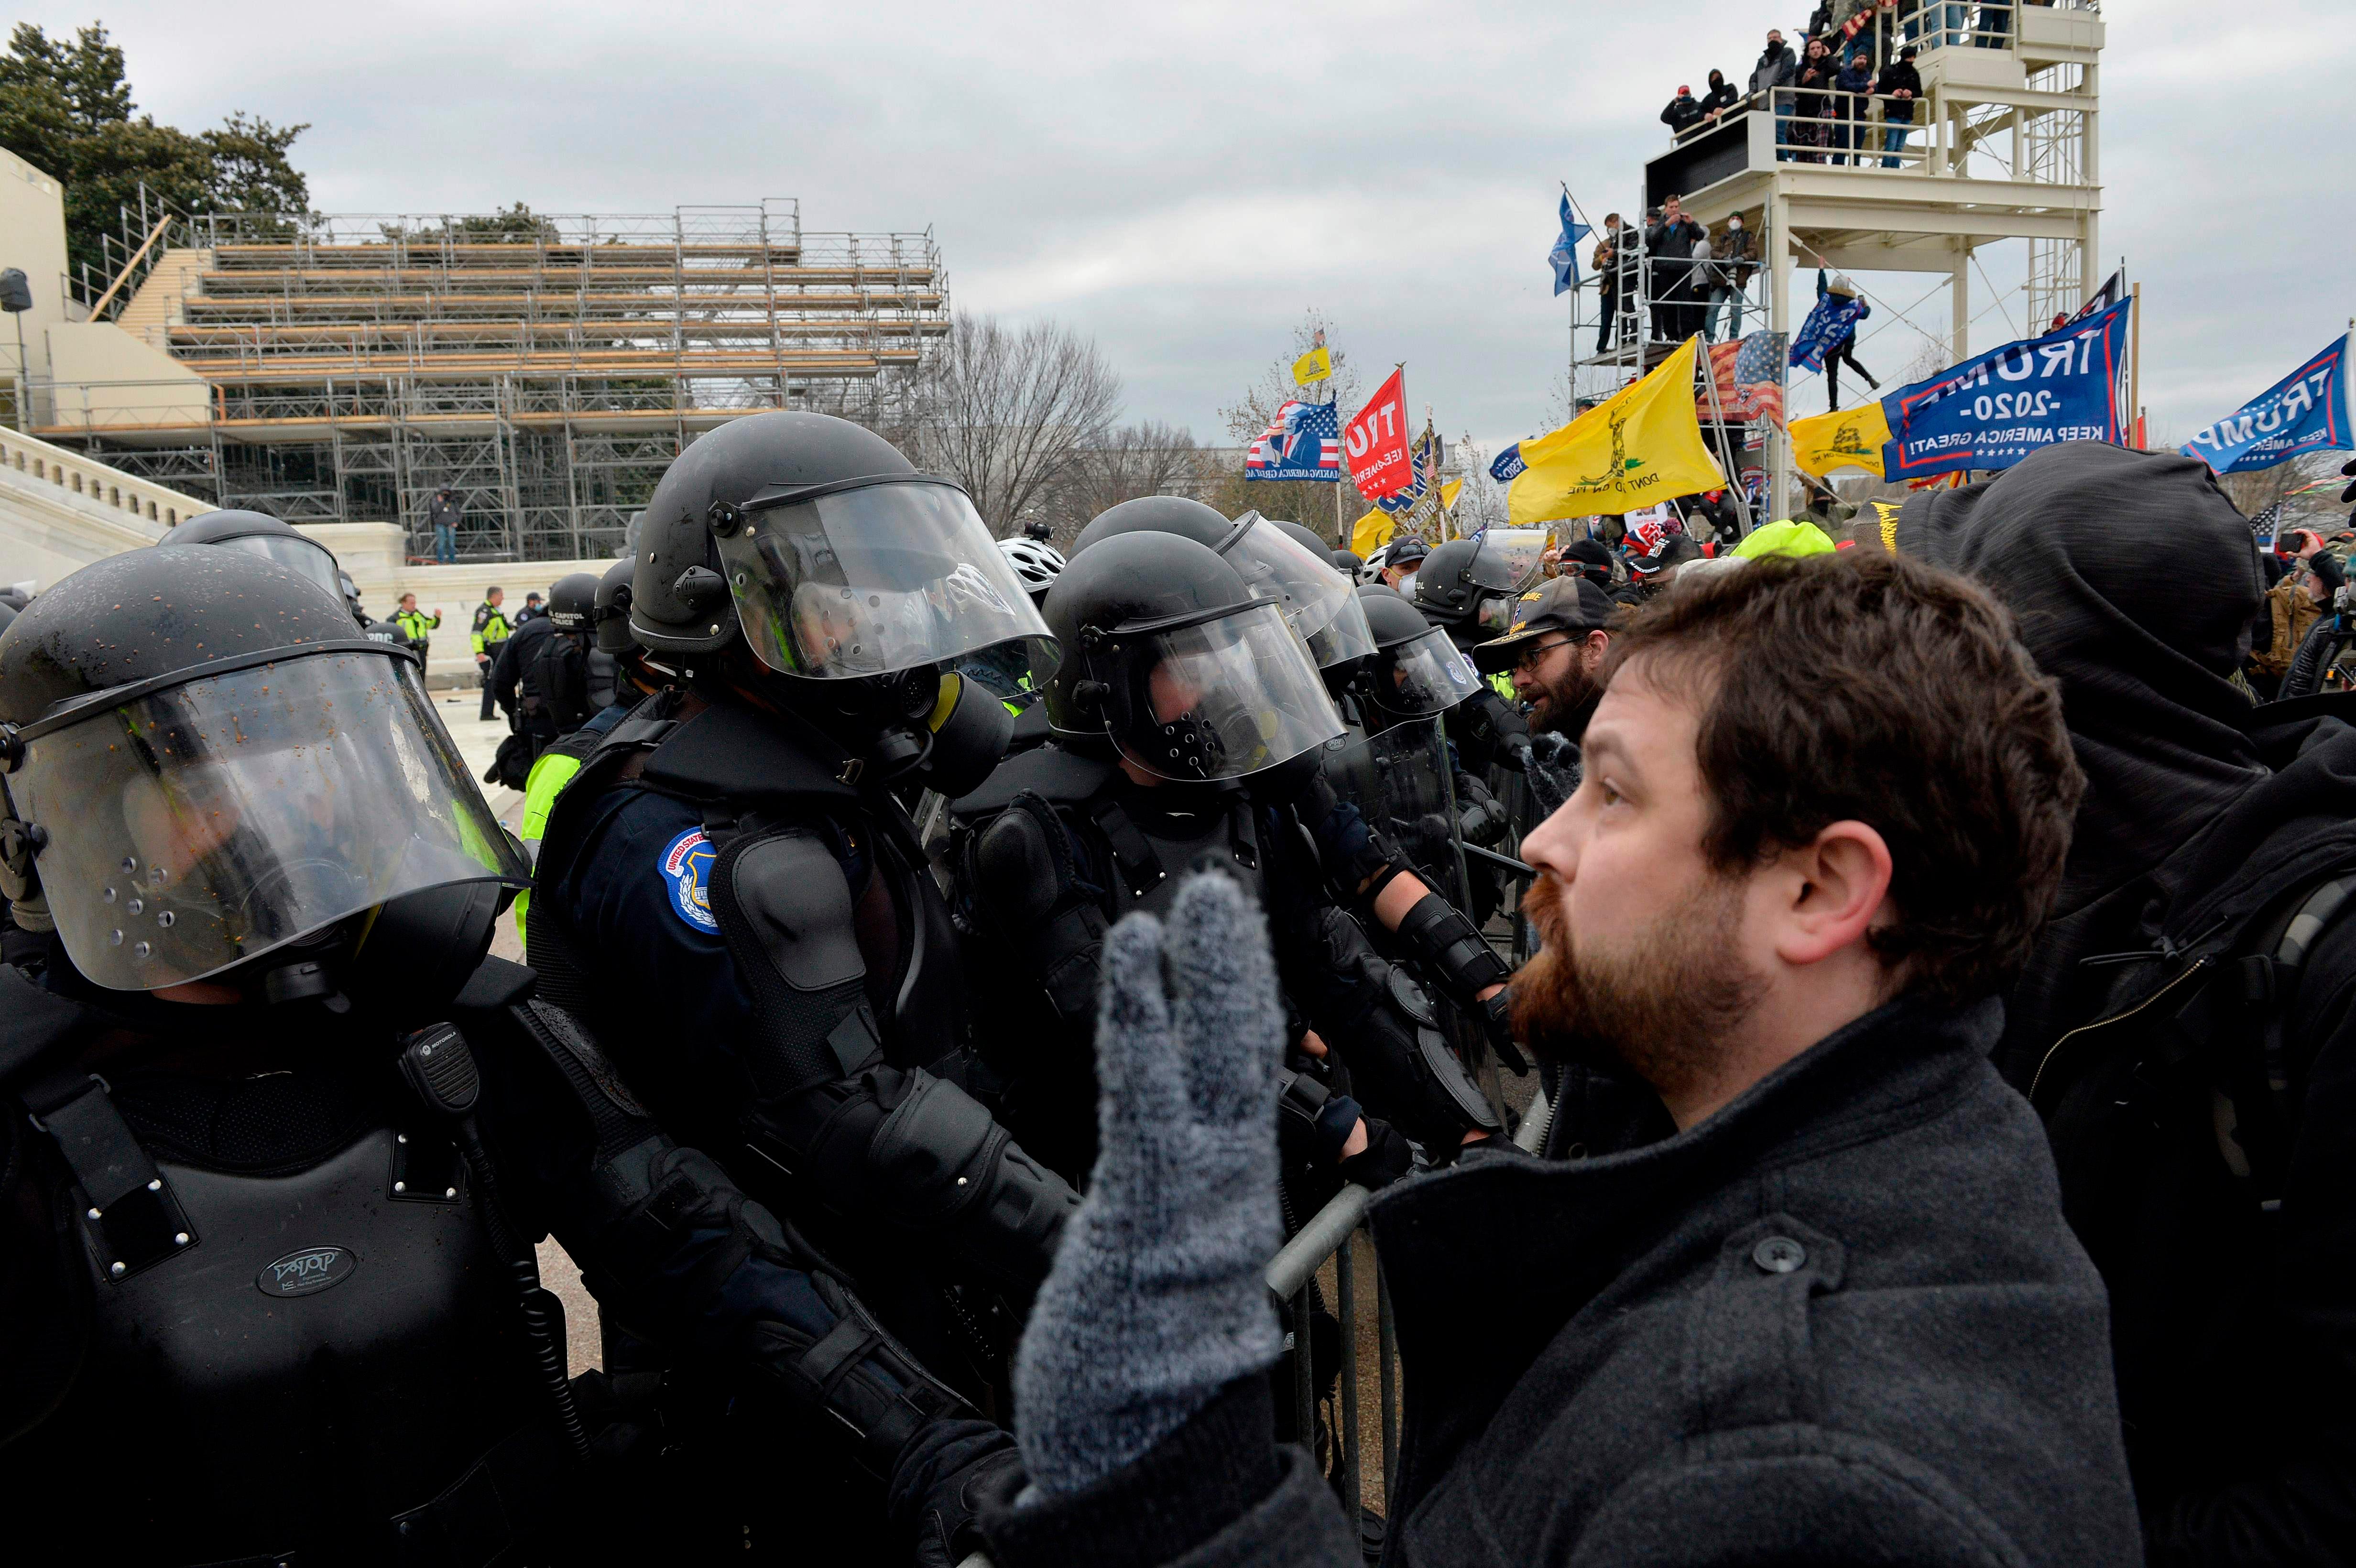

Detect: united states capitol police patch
[659, 828, 720, 934]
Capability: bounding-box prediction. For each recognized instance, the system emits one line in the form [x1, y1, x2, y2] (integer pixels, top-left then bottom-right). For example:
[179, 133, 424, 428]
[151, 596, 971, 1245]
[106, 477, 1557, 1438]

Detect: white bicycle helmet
[997, 535, 1067, 600]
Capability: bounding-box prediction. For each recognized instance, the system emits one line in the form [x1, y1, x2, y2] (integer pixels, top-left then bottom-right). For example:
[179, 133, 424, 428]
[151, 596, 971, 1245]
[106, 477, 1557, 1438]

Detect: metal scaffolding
[48, 202, 950, 562]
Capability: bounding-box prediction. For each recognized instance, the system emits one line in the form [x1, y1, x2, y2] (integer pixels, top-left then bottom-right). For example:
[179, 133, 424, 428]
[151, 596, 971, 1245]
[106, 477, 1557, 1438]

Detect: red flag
[1345, 369, 1414, 498]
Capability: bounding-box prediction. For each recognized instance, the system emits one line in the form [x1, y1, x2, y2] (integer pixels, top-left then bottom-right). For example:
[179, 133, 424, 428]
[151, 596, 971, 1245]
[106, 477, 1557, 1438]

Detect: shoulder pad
[639, 703, 863, 809]
[949, 741, 1116, 820]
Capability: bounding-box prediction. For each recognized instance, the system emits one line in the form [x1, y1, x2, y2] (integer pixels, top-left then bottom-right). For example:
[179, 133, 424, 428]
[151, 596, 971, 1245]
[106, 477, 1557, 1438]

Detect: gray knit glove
[1011, 872, 1285, 1497]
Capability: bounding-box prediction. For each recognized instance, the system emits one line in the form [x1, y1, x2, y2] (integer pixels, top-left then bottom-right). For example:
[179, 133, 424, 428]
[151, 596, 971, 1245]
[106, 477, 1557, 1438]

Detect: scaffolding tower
[1571, 1, 2104, 520]
[36, 202, 949, 562]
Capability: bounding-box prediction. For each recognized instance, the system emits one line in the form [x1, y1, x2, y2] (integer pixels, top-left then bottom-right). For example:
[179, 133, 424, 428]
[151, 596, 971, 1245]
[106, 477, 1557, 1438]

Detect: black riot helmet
[1353, 584, 1483, 720]
[545, 571, 600, 633]
[1074, 498, 1376, 675]
[1042, 531, 1341, 783]
[592, 557, 637, 655]
[170, 509, 346, 608]
[627, 411, 1055, 683]
[1414, 529, 1549, 639]
[0, 547, 527, 994]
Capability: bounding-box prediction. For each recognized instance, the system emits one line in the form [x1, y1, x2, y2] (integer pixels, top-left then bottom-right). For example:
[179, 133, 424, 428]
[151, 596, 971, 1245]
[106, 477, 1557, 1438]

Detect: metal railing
[956, 1088, 1557, 1568]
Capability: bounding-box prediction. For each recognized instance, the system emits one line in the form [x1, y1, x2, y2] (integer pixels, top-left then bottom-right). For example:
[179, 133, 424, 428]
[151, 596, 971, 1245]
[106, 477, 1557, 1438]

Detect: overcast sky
[21, 0, 2355, 453]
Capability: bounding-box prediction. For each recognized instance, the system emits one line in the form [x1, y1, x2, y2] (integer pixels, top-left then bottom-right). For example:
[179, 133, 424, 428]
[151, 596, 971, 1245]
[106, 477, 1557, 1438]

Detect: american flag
[1730, 331, 1788, 428]
[1246, 399, 1340, 477]
[2249, 499, 2286, 542]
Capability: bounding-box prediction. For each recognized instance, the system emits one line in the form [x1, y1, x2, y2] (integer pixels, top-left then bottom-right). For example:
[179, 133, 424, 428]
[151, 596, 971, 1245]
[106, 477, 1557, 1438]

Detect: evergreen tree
[0, 22, 309, 286]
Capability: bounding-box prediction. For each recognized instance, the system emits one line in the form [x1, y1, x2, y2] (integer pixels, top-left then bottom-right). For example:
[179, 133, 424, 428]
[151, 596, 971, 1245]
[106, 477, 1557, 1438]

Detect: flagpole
[1332, 374, 1346, 549]
[2129, 280, 2141, 449]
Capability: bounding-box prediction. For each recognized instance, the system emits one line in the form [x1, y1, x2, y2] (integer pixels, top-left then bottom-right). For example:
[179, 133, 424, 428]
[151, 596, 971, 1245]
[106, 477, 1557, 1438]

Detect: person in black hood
[1899, 439, 2356, 1565]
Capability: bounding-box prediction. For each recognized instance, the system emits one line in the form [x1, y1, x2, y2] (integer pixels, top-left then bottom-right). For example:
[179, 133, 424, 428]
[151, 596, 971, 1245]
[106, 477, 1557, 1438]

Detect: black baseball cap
[1386, 536, 1430, 568]
[1471, 577, 1616, 673]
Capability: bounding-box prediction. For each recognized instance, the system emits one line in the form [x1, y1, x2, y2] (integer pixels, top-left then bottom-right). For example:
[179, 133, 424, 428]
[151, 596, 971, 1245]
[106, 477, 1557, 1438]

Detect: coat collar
[1365, 993, 2001, 1499]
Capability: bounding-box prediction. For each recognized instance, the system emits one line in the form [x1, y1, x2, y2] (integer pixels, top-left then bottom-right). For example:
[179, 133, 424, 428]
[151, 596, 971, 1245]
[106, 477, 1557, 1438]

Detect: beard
[1527, 659, 1602, 739]
[1511, 866, 1764, 1108]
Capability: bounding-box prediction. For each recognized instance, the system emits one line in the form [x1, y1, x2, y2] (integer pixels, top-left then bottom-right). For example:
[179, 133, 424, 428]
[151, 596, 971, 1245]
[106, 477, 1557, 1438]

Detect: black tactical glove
[1309, 908, 1502, 1152]
[1337, 1115, 1414, 1189]
[889, 1417, 1027, 1568]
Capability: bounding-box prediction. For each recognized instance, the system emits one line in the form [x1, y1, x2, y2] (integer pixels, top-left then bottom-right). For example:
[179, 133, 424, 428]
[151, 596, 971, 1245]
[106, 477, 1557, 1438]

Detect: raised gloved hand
[1011, 872, 1284, 1497]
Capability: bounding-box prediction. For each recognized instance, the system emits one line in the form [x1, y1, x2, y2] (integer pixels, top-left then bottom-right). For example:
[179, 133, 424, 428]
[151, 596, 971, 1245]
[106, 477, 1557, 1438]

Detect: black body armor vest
[0, 979, 557, 1567]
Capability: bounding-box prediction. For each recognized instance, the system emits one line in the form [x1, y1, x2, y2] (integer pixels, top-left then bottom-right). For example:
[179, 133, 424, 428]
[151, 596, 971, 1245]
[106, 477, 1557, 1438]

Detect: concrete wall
[0, 426, 190, 588]
[43, 320, 211, 434]
[292, 520, 606, 685]
[0, 431, 603, 684]
[0, 149, 70, 391]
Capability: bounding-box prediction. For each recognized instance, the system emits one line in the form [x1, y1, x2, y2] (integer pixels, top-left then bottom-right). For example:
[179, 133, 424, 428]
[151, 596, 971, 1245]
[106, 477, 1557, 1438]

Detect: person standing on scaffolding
[1800, 271, 1878, 411]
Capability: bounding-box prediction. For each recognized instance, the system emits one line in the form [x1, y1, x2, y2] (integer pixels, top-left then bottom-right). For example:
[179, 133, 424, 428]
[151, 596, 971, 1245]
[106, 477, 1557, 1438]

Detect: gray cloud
[21, 0, 2355, 455]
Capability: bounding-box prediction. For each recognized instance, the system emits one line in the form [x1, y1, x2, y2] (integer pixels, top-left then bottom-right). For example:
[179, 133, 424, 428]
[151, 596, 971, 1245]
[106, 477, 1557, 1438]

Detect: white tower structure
[1581, 3, 2105, 520]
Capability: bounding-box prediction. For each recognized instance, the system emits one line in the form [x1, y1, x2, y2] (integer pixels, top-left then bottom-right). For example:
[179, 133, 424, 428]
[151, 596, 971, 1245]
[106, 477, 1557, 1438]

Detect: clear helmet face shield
[1320, 717, 1472, 913]
[1091, 602, 1343, 782]
[9, 649, 527, 991]
[1372, 627, 1483, 718]
[717, 479, 1060, 687]
[211, 532, 346, 608]
[1468, 528, 1550, 594]
[1225, 513, 1377, 670]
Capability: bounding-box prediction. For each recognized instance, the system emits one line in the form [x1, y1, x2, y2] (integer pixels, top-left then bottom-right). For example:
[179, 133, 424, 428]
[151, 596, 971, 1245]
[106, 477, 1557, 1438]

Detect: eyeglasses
[1510, 636, 1576, 673]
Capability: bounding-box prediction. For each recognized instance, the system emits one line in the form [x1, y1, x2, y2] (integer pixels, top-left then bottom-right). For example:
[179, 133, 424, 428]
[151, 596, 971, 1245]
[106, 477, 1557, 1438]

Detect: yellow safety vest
[510, 746, 586, 947]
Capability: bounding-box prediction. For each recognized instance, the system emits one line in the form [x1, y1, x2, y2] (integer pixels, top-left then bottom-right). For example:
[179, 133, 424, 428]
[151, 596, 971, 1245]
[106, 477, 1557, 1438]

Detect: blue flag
[1548, 192, 1590, 298]
[1789, 285, 1869, 374]
[2182, 335, 2353, 475]
[1880, 296, 2134, 482]
[1490, 442, 1525, 482]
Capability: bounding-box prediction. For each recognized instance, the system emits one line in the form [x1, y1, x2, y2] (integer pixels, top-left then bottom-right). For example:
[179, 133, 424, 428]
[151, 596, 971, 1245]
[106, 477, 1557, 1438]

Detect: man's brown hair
[1601, 551, 2083, 1003]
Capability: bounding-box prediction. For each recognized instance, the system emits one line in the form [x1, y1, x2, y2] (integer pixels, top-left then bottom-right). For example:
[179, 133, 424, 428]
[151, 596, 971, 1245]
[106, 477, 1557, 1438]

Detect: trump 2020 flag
[1246, 399, 1342, 482]
[2182, 335, 2353, 476]
[1881, 296, 2134, 481]
[1490, 443, 1526, 482]
[1549, 192, 1591, 298]
[1346, 370, 1415, 498]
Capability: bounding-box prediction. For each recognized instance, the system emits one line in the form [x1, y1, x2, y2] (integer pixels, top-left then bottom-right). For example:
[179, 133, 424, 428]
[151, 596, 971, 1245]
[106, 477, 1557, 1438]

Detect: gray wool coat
[984, 994, 2144, 1567]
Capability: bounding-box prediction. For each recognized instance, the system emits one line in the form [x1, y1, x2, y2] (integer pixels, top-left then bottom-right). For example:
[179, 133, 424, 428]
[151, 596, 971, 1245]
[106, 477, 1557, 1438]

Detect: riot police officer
[0, 545, 991, 1562]
[524, 412, 1080, 1381]
[950, 524, 1499, 1195]
[167, 507, 348, 603]
[1060, 501, 1520, 1076]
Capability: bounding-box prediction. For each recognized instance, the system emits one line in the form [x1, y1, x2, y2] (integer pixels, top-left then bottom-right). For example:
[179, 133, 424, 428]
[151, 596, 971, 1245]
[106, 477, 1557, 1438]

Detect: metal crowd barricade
[957, 1089, 1559, 1568]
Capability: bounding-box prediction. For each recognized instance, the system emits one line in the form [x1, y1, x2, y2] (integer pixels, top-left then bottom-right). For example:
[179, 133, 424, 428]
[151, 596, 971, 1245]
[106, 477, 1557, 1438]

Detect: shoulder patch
[659, 828, 721, 934]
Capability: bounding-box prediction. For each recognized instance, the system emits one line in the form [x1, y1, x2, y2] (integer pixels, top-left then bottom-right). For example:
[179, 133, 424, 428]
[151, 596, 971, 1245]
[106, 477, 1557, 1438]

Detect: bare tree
[1212, 310, 1372, 545]
[1447, 432, 1511, 533]
[2220, 450, 2343, 529]
[903, 314, 1122, 532]
[1039, 421, 1211, 544]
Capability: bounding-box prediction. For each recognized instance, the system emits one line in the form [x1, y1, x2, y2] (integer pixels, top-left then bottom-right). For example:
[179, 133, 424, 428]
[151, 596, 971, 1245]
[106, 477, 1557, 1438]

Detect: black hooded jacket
[1897, 442, 2270, 1066]
[1901, 442, 2356, 1565]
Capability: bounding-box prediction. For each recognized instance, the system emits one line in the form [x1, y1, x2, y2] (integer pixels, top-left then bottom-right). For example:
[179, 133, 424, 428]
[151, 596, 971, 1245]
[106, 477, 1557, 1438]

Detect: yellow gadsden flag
[1788, 402, 1893, 478]
[1292, 344, 1332, 386]
[1508, 337, 1725, 524]
[1351, 480, 1462, 558]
